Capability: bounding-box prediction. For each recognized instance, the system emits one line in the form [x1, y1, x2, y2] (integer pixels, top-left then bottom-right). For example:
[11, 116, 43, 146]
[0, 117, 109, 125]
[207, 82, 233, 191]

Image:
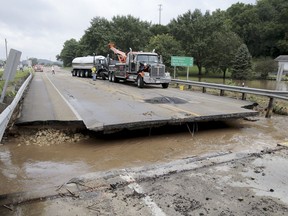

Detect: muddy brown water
[0, 116, 287, 195]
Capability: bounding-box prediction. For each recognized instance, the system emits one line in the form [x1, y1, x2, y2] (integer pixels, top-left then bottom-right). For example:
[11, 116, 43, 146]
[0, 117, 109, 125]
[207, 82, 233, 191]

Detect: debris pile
[16, 128, 89, 146]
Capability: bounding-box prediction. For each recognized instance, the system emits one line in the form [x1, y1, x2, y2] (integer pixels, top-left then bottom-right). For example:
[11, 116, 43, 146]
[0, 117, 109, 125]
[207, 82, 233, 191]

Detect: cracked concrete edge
[1, 145, 286, 206]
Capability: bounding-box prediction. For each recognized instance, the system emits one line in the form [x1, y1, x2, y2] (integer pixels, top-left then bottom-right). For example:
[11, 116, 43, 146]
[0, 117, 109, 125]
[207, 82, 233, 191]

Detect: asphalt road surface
[17, 67, 257, 133]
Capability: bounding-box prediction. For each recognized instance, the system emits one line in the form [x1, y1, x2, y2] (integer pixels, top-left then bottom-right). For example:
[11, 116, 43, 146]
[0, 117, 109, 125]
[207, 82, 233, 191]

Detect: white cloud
[0, 0, 256, 61]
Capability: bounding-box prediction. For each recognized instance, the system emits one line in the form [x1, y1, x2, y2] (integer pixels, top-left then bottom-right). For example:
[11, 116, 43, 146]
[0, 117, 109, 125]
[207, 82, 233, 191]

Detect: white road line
[120, 172, 166, 216]
[44, 72, 82, 120]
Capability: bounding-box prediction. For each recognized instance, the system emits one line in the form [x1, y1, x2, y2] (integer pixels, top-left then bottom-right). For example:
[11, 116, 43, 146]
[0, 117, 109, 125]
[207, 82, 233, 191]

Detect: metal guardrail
[0, 73, 32, 142]
[171, 79, 288, 118]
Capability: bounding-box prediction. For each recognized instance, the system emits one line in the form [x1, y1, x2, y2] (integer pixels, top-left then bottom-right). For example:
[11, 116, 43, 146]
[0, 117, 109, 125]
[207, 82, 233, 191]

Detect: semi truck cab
[109, 51, 171, 88]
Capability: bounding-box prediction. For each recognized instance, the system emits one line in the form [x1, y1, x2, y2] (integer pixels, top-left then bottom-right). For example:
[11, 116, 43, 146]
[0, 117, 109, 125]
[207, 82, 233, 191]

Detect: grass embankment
[0, 69, 30, 102]
[172, 65, 288, 81]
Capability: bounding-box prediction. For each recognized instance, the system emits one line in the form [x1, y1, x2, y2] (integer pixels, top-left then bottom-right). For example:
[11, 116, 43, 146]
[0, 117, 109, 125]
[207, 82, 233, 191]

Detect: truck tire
[108, 72, 112, 82]
[113, 74, 119, 83]
[162, 83, 169, 89]
[137, 76, 144, 88]
[101, 73, 106, 80]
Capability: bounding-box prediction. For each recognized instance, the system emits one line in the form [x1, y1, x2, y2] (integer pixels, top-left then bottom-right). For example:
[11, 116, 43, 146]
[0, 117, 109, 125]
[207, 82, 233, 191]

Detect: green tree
[231, 44, 253, 80]
[227, 0, 288, 57]
[150, 24, 169, 36]
[169, 9, 225, 75]
[256, 0, 288, 56]
[146, 34, 184, 67]
[254, 57, 278, 79]
[110, 15, 152, 52]
[29, 58, 38, 66]
[78, 17, 112, 56]
[59, 39, 79, 67]
[205, 30, 242, 79]
[226, 3, 261, 56]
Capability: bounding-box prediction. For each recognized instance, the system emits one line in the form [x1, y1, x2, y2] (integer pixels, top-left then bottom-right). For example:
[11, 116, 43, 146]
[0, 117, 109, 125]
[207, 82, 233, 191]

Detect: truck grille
[150, 64, 165, 78]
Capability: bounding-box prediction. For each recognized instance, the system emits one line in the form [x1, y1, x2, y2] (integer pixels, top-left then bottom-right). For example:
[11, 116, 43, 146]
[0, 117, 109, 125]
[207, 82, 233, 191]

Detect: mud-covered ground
[1, 113, 288, 215]
[1, 145, 288, 215]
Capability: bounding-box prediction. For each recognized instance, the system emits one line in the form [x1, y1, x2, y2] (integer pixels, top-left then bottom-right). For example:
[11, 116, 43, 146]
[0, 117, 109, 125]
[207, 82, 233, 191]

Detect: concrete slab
[17, 69, 258, 133]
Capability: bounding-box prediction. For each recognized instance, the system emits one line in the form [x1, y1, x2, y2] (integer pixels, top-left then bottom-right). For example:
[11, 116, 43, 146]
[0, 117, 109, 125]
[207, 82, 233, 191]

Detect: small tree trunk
[222, 68, 227, 80]
[197, 65, 202, 76]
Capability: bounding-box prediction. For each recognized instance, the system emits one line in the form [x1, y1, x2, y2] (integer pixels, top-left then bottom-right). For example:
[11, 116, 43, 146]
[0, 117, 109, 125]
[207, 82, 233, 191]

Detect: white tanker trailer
[71, 55, 109, 80]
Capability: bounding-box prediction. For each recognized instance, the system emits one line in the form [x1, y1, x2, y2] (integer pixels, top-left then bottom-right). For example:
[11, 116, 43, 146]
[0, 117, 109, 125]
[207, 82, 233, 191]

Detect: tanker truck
[71, 55, 108, 80]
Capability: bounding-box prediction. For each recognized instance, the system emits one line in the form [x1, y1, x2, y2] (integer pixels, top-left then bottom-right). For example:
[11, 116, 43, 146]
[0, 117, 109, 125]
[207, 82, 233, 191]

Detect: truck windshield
[137, 55, 158, 64]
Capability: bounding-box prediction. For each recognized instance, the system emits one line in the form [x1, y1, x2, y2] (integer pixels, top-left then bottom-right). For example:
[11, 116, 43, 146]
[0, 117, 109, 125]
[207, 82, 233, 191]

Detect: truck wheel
[102, 73, 106, 80]
[137, 76, 144, 88]
[113, 74, 119, 83]
[108, 72, 112, 82]
[162, 83, 169, 89]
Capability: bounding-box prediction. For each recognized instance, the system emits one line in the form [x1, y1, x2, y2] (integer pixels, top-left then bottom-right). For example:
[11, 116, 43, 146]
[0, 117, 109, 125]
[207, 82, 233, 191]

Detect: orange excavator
[108, 42, 127, 63]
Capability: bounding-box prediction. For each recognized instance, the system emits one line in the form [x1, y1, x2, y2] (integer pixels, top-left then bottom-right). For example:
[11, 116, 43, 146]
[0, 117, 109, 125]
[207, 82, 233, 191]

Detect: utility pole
[158, 4, 162, 25]
[5, 38, 8, 61]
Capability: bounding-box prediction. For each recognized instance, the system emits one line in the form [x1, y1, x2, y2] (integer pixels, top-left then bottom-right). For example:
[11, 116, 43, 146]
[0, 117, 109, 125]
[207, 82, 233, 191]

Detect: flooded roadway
[1, 115, 287, 195]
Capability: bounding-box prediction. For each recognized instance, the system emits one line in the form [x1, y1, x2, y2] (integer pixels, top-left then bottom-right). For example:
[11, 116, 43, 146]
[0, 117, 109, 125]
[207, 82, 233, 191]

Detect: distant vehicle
[34, 65, 43, 72]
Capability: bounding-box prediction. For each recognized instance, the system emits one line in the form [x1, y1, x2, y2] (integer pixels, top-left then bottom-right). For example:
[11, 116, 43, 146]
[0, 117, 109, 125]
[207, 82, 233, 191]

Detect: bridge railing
[0, 73, 32, 142]
[171, 79, 288, 118]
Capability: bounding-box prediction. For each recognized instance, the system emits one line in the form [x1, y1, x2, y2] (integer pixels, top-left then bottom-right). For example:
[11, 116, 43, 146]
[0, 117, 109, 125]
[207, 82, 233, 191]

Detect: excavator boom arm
[108, 43, 127, 63]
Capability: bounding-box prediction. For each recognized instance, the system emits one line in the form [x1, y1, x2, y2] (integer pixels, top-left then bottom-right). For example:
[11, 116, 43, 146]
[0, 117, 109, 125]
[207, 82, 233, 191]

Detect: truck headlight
[144, 72, 150, 77]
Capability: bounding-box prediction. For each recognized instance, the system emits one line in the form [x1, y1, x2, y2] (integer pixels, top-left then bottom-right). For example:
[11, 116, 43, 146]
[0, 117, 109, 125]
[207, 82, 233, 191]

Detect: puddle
[145, 96, 187, 104]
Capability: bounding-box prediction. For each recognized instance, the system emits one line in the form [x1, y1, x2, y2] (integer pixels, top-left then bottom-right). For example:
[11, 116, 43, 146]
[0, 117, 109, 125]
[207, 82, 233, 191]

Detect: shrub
[254, 57, 278, 79]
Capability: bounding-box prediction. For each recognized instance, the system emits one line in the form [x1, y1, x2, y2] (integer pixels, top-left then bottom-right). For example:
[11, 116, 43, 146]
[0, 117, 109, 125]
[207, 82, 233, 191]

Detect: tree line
[57, 0, 288, 80]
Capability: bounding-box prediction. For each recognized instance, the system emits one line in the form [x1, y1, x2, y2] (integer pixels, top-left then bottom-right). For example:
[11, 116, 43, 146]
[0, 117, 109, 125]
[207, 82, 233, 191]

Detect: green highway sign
[171, 56, 193, 67]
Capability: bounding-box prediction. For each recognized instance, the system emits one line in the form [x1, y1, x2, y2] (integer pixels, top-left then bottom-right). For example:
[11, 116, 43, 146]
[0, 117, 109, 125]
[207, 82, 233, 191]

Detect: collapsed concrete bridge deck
[16, 69, 258, 133]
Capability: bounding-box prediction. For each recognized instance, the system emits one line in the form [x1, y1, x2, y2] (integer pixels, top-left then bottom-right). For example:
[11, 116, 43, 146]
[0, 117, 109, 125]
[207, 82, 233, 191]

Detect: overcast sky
[0, 0, 256, 61]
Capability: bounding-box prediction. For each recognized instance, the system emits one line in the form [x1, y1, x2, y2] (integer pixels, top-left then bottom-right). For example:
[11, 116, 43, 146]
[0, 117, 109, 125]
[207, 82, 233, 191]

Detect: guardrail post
[242, 93, 247, 100]
[220, 89, 224, 96]
[265, 97, 274, 118]
[202, 87, 206, 93]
